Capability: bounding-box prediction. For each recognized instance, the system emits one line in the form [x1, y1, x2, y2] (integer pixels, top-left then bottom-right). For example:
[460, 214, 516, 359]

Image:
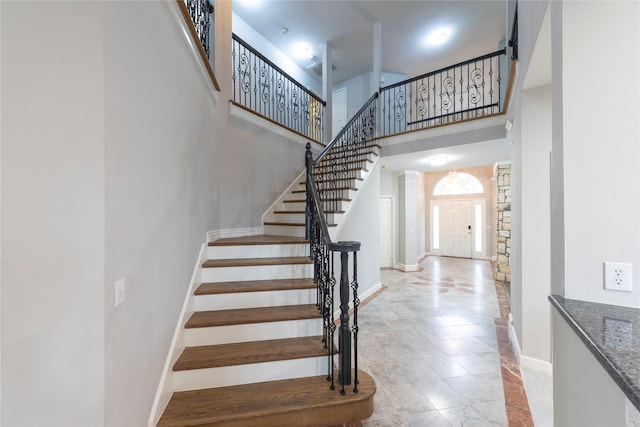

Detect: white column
[322, 42, 333, 144]
[397, 171, 419, 272]
[371, 21, 382, 95]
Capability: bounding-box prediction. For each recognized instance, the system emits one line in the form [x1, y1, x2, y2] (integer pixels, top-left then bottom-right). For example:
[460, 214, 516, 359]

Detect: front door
[441, 200, 472, 258]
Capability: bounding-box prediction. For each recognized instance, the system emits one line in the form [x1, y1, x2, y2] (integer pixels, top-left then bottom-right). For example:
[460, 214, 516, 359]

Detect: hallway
[358, 256, 534, 426]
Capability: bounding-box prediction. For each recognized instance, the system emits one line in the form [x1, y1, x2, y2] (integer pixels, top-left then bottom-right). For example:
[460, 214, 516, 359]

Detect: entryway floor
[357, 256, 549, 426]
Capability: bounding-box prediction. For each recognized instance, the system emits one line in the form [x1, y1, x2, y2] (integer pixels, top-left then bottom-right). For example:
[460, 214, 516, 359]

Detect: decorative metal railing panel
[379, 49, 506, 136]
[185, 0, 213, 58]
[314, 93, 378, 215]
[304, 92, 378, 394]
[232, 34, 325, 143]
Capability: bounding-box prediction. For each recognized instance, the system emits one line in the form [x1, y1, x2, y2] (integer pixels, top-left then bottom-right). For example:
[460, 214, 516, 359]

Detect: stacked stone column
[496, 164, 511, 283]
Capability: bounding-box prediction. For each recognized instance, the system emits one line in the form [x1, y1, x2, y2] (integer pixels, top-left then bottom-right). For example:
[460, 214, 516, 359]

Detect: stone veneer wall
[496, 164, 511, 283]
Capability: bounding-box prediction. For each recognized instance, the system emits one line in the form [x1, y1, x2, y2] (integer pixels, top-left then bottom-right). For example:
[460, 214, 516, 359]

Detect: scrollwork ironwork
[380, 49, 506, 135]
[185, 0, 213, 58]
[231, 34, 325, 142]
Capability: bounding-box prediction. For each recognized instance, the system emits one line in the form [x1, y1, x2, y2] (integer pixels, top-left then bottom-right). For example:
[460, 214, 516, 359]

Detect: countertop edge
[549, 294, 640, 411]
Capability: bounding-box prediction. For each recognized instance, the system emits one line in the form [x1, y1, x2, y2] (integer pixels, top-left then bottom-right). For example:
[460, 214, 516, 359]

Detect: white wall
[507, 0, 552, 356]
[1, 1, 313, 425]
[337, 165, 382, 298]
[232, 12, 321, 94]
[553, 310, 626, 426]
[560, 1, 640, 307]
[520, 84, 551, 362]
[1, 2, 106, 424]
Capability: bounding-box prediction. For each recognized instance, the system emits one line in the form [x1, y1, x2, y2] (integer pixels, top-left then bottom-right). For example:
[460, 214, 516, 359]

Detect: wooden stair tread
[264, 222, 336, 227]
[292, 187, 357, 194]
[158, 370, 376, 427]
[283, 198, 352, 203]
[173, 336, 327, 371]
[209, 235, 308, 246]
[274, 210, 344, 215]
[196, 278, 314, 295]
[185, 304, 321, 328]
[202, 256, 312, 268]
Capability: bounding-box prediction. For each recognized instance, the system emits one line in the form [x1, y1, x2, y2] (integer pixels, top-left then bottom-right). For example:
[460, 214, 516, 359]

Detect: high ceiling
[233, 0, 507, 84]
[232, 0, 511, 171]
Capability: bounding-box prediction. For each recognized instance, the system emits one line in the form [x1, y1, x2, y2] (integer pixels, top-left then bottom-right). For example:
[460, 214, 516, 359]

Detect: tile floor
[357, 256, 543, 426]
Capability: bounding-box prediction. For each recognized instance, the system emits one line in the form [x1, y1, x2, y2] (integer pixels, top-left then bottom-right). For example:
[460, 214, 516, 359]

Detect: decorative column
[398, 171, 419, 272]
[495, 163, 511, 283]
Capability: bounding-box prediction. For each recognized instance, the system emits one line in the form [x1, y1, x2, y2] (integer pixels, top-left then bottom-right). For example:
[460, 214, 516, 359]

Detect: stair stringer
[262, 155, 380, 237]
[147, 242, 208, 427]
[327, 156, 380, 241]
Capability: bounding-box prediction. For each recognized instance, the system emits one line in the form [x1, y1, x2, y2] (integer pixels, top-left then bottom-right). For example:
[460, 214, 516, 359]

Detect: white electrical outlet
[115, 279, 126, 306]
[604, 262, 632, 292]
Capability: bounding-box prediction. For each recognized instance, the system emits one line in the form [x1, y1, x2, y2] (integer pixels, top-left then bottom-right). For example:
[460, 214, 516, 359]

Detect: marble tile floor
[356, 256, 542, 426]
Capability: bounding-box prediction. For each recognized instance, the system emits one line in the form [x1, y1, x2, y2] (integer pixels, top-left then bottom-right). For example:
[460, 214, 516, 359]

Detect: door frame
[430, 197, 487, 259]
[379, 195, 395, 268]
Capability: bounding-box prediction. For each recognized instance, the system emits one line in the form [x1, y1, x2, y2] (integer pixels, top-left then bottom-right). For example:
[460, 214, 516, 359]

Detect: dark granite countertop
[549, 295, 640, 411]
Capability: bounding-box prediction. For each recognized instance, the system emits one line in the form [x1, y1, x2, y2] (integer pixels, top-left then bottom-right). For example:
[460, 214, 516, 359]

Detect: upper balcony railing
[379, 49, 506, 137]
[232, 34, 326, 143]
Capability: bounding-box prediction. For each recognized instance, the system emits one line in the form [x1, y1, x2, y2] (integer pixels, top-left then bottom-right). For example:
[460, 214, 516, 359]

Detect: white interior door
[379, 196, 393, 268]
[441, 200, 472, 258]
[332, 87, 347, 138]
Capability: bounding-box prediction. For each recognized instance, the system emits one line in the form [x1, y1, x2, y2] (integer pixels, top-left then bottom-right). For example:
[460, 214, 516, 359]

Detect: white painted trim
[377, 114, 506, 147]
[333, 282, 383, 320]
[508, 312, 522, 363]
[379, 195, 395, 268]
[262, 170, 305, 224]
[417, 252, 429, 263]
[397, 263, 420, 272]
[229, 102, 325, 150]
[520, 355, 553, 375]
[148, 243, 207, 427]
[207, 227, 264, 243]
[165, 0, 218, 102]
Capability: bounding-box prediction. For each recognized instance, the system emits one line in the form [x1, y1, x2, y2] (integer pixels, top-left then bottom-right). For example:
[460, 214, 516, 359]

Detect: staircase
[263, 143, 381, 239]
[157, 234, 375, 426]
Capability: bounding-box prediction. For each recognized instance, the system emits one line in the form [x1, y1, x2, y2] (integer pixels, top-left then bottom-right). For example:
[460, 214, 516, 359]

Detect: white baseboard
[508, 313, 522, 363]
[397, 263, 419, 272]
[520, 355, 553, 375]
[332, 282, 383, 320]
[148, 243, 207, 427]
[417, 253, 429, 262]
[207, 227, 264, 243]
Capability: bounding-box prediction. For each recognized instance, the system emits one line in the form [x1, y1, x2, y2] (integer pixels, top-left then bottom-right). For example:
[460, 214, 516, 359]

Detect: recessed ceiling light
[295, 44, 314, 60]
[429, 156, 448, 166]
[424, 27, 452, 47]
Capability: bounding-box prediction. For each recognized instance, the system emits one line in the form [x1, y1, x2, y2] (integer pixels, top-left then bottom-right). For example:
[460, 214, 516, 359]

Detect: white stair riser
[282, 201, 306, 209]
[173, 357, 327, 391]
[263, 224, 306, 238]
[272, 212, 306, 223]
[184, 318, 323, 347]
[202, 263, 312, 282]
[273, 212, 336, 223]
[207, 243, 307, 260]
[194, 288, 316, 311]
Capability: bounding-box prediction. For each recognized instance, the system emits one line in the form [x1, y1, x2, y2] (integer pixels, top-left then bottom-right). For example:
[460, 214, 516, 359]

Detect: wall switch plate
[115, 279, 126, 307]
[604, 262, 632, 292]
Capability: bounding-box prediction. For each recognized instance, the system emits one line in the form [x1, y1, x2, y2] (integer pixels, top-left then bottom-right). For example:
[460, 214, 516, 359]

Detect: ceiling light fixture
[429, 156, 448, 166]
[295, 44, 314, 60]
[424, 27, 452, 47]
